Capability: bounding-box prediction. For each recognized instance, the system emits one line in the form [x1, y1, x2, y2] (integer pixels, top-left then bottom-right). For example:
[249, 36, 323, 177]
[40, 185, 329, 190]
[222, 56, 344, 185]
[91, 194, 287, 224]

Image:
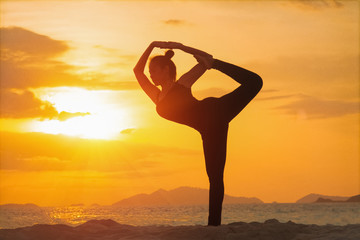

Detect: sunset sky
[0, 0, 359, 206]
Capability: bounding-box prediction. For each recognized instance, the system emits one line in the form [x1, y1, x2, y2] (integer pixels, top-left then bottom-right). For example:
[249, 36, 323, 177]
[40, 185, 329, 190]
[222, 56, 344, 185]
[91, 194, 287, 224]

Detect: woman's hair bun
[165, 50, 174, 59]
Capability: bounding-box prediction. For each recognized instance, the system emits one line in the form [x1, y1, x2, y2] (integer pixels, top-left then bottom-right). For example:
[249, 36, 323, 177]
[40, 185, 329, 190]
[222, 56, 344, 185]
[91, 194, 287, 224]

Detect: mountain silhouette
[296, 193, 349, 203]
[346, 194, 360, 202]
[0, 203, 41, 209]
[112, 186, 263, 207]
[314, 194, 360, 203]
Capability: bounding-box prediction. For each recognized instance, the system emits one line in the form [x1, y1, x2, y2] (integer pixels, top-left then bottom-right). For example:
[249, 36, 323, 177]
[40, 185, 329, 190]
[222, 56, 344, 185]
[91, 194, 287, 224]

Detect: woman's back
[156, 82, 200, 129]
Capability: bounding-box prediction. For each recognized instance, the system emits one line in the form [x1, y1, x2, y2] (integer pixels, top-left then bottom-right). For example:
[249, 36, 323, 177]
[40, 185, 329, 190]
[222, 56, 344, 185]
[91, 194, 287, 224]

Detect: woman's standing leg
[201, 124, 229, 226]
[200, 59, 262, 226]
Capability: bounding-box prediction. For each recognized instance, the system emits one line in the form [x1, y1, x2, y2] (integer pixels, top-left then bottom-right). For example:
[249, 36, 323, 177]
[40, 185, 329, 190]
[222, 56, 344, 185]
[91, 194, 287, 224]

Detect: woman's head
[149, 50, 176, 86]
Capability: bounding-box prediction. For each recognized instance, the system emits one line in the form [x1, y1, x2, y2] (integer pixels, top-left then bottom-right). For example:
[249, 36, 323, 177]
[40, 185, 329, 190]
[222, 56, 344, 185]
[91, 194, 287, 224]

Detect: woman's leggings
[201, 59, 262, 226]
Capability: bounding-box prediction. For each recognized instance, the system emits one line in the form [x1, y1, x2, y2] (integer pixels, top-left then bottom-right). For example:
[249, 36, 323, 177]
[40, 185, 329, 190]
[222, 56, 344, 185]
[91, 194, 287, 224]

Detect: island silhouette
[112, 186, 263, 207]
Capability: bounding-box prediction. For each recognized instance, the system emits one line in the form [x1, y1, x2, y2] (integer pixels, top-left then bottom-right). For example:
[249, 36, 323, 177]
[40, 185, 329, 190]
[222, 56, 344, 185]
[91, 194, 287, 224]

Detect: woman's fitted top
[156, 82, 204, 131]
[155, 59, 262, 135]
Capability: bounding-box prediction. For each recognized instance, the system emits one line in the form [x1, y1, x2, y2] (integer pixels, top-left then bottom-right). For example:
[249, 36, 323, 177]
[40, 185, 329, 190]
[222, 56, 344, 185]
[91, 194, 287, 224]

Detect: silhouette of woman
[134, 41, 262, 226]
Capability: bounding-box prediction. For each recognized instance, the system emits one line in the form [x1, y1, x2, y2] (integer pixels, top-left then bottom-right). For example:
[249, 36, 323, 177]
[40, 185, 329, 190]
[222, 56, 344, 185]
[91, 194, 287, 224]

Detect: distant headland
[112, 186, 263, 207]
[1, 187, 359, 207]
[295, 193, 360, 204]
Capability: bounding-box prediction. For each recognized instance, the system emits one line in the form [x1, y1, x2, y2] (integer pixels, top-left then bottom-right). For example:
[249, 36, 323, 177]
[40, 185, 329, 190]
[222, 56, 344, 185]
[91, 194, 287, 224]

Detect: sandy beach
[1, 218, 359, 240]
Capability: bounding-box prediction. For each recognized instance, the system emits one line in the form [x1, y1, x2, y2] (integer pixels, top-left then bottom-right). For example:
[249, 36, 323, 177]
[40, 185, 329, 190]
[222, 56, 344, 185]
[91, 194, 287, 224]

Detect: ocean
[0, 203, 359, 229]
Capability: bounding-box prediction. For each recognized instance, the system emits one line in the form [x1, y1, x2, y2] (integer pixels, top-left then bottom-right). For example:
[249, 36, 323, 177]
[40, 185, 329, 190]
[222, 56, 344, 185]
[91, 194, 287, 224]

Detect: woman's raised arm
[177, 54, 213, 88]
[164, 42, 212, 58]
[133, 42, 161, 104]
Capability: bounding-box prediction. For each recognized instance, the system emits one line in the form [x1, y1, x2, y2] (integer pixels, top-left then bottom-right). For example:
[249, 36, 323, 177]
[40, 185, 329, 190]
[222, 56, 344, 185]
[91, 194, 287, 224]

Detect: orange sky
[0, 0, 359, 205]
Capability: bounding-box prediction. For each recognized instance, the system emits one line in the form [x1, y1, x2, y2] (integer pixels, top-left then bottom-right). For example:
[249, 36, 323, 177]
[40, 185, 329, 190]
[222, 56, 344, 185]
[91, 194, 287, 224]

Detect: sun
[28, 87, 135, 140]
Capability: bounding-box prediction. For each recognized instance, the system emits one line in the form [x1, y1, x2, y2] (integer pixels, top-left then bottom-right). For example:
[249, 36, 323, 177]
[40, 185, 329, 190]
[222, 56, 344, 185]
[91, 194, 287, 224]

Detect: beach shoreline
[1, 218, 359, 240]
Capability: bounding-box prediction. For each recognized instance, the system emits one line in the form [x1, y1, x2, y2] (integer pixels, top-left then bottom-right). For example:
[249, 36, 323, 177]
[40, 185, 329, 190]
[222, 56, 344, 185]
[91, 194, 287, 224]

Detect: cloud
[0, 27, 138, 90]
[0, 152, 68, 171]
[275, 94, 360, 119]
[0, 89, 56, 118]
[120, 128, 136, 134]
[57, 111, 90, 121]
[0, 27, 139, 120]
[251, 88, 296, 102]
[0, 27, 81, 89]
[0, 50, 138, 90]
[257, 94, 295, 101]
[286, 0, 344, 11]
[248, 54, 359, 100]
[163, 19, 189, 26]
[0, 89, 89, 120]
[261, 89, 279, 93]
[0, 131, 201, 172]
[1, 26, 68, 57]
